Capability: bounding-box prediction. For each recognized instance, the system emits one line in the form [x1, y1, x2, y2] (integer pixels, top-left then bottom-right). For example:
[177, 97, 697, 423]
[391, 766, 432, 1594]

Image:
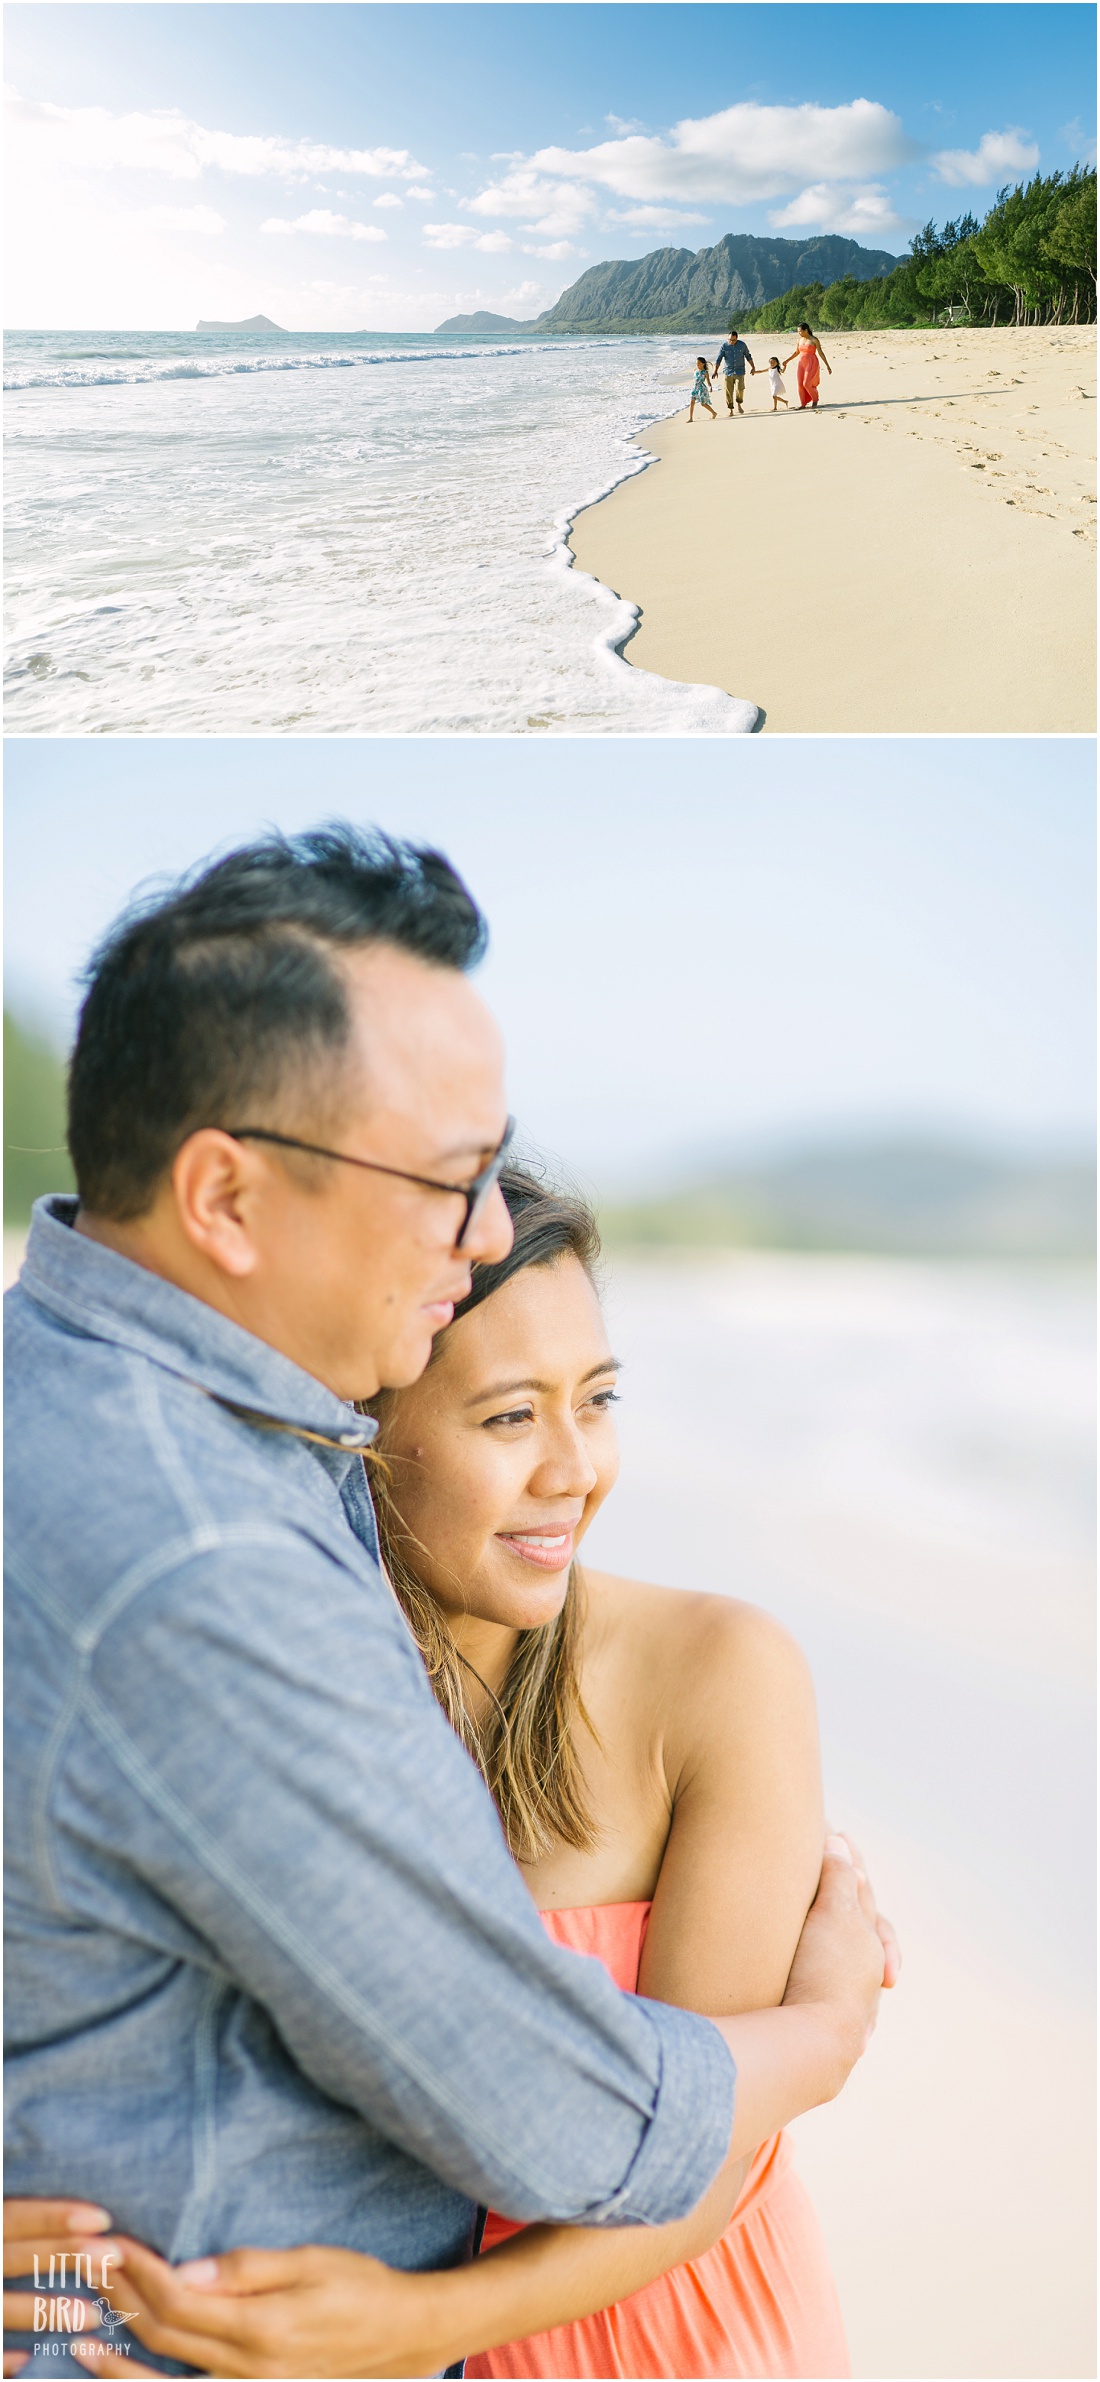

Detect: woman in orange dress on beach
[367, 1167, 859, 2380]
[783, 323, 832, 409]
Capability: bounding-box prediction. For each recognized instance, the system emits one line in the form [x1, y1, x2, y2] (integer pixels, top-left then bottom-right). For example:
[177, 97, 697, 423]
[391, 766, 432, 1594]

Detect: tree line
[731, 167, 1096, 333]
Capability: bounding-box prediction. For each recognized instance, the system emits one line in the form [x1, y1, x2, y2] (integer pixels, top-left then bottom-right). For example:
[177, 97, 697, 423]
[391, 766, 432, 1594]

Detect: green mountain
[434, 309, 538, 334]
[4, 1011, 74, 1224]
[434, 232, 900, 336]
[599, 1138, 1096, 1261]
[535, 233, 901, 332]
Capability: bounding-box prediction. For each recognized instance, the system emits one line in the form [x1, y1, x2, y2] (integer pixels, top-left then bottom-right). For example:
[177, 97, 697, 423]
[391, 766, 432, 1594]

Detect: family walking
[689, 325, 832, 419]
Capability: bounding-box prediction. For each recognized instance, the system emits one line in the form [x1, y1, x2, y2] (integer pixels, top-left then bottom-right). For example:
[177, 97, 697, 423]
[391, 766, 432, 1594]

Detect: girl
[688, 356, 716, 422]
[767, 357, 788, 411]
[783, 324, 832, 409]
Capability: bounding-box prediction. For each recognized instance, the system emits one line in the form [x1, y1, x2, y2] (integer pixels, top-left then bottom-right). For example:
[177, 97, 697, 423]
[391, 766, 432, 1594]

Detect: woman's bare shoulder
[582, 1568, 812, 1699]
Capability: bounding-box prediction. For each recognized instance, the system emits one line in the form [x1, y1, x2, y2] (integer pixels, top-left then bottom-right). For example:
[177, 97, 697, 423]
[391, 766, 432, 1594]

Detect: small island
[434, 310, 535, 334]
[195, 314, 285, 333]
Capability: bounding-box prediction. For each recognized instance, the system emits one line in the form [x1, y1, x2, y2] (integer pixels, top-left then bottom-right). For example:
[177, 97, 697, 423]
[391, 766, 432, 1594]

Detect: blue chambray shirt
[5, 1198, 734, 2368]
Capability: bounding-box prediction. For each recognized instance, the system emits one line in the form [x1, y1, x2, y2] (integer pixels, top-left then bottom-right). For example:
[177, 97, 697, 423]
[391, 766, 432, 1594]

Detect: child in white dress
[767, 357, 788, 411]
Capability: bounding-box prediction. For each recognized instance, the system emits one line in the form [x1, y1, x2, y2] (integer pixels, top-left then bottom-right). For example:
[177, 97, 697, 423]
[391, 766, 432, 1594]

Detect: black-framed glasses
[224, 1116, 516, 1250]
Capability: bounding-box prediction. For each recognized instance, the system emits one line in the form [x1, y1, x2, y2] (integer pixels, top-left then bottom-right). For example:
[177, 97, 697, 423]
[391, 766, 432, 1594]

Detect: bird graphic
[93, 2296, 141, 2335]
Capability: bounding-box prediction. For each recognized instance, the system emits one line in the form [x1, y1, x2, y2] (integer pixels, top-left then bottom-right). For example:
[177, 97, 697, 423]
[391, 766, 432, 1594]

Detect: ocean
[583, 1250, 1096, 2378]
[584, 1251, 1095, 1999]
[4, 327, 754, 736]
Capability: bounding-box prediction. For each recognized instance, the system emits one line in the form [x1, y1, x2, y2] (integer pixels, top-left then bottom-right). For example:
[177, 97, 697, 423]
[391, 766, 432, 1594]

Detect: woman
[782, 324, 832, 410]
[9, 1169, 894, 2380]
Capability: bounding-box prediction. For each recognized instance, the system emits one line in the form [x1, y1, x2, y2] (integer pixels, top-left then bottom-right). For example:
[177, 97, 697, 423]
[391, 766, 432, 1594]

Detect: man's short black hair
[68, 822, 487, 1221]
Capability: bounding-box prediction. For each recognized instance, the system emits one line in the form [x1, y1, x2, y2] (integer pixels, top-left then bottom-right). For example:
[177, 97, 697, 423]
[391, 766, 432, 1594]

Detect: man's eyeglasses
[224, 1117, 516, 1250]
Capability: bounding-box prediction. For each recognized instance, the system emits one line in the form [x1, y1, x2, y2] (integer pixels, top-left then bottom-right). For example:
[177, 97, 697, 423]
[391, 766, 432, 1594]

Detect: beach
[569, 328, 1096, 732]
[584, 1250, 1095, 2379]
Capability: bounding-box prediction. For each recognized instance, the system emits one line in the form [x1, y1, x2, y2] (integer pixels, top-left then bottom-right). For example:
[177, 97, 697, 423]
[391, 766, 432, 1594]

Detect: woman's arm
[816, 340, 832, 371]
[7, 1846, 890, 2377]
[640, 1595, 824, 2019]
[5, 1604, 884, 2376]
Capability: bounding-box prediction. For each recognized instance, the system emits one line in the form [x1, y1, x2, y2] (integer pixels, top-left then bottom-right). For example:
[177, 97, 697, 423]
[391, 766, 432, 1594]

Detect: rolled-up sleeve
[578, 1997, 735, 2227]
[62, 1529, 735, 2232]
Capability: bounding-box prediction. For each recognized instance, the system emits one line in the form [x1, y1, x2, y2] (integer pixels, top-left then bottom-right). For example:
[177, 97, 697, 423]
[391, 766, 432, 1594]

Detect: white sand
[569, 327, 1096, 731]
[791, 1810, 1096, 2380]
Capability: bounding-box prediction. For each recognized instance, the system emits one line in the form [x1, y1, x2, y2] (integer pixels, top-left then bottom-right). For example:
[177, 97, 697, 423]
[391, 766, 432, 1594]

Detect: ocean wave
[5, 335, 758, 732]
[3, 344, 536, 391]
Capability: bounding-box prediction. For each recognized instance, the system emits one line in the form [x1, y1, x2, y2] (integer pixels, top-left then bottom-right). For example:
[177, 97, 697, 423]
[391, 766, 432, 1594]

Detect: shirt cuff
[579, 1999, 735, 2228]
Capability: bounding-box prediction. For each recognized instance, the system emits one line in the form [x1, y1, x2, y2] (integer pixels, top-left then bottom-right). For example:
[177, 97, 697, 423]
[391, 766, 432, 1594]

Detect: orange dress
[466, 1903, 849, 2381]
[796, 341, 821, 408]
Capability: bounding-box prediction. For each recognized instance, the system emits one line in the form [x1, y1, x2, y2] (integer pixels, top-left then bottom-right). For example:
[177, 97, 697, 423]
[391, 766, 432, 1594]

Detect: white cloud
[605, 114, 646, 135]
[608, 205, 709, 228]
[128, 204, 226, 236]
[4, 88, 428, 182]
[463, 168, 595, 239]
[476, 100, 915, 214]
[423, 223, 471, 248]
[406, 186, 435, 202]
[521, 240, 581, 260]
[931, 127, 1040, 187]
[261, 211, 387, 242]
[768, 182, 908, 239]
[502, 279, 545, 310]
[422, 223, 515, 251]
[373, 192, 403, 210]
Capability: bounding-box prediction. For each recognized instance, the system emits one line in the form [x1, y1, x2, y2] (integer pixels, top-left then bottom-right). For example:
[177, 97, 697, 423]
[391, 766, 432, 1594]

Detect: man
[5, 826, 889, 2376]
[713, 332, 757, 413]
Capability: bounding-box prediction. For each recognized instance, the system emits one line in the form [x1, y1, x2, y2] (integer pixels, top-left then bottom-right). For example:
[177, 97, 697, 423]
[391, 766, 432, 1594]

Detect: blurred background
[5, 737, 1095, 2378]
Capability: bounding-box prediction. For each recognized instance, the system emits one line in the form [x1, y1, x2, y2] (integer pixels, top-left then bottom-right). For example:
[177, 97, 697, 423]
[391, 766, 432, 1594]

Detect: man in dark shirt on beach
[714, 335, 756, 413]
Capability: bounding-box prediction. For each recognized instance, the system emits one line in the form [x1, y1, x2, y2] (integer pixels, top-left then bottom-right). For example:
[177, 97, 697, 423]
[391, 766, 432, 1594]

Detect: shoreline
[568, 327, 1096, 733]
[552, 425, 759, 734]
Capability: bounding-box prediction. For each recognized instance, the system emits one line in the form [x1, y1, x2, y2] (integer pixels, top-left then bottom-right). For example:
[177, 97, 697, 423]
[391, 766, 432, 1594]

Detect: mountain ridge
[435, 231, 902, 335]
[598, 1134, 1096, 1260]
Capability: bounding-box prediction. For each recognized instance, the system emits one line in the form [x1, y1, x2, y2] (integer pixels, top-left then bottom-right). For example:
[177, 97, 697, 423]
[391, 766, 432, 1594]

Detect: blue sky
[5, 3, 1095, 329]
[5, 737, 1094, 1189]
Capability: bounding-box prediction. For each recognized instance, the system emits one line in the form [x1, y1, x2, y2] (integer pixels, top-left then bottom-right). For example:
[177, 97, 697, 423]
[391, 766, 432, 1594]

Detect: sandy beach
[569, 327, 1096, 732]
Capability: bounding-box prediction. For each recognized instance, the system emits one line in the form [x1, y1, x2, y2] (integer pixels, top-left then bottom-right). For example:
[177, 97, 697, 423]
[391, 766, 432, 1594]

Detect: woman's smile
[495, 1525, 578, 1571]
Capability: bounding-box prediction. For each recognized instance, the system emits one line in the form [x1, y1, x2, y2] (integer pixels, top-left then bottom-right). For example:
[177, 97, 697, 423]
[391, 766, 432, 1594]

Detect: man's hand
[782, 1834, 895, 2072]
[837, 1830, 901, 1990]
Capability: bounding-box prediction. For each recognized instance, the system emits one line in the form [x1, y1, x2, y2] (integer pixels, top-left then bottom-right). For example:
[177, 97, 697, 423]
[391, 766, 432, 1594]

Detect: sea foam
[4, 329, 757, 734]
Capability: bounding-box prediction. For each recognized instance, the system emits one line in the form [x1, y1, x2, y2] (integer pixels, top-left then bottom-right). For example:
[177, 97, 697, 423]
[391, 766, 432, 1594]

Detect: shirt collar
[18, 1196, 379, 1468]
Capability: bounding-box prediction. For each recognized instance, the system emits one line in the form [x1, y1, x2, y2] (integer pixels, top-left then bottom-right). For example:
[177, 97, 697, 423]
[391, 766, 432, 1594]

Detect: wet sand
[569, 327, 1096, 732]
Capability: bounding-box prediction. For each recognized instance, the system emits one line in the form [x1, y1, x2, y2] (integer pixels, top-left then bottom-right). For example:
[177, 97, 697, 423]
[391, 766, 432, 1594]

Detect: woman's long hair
[367, 1166, 602, 1864]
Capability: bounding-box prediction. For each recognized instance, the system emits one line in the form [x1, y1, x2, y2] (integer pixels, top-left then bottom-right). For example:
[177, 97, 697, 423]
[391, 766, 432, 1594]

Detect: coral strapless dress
[466, 1903, 849, 2380]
